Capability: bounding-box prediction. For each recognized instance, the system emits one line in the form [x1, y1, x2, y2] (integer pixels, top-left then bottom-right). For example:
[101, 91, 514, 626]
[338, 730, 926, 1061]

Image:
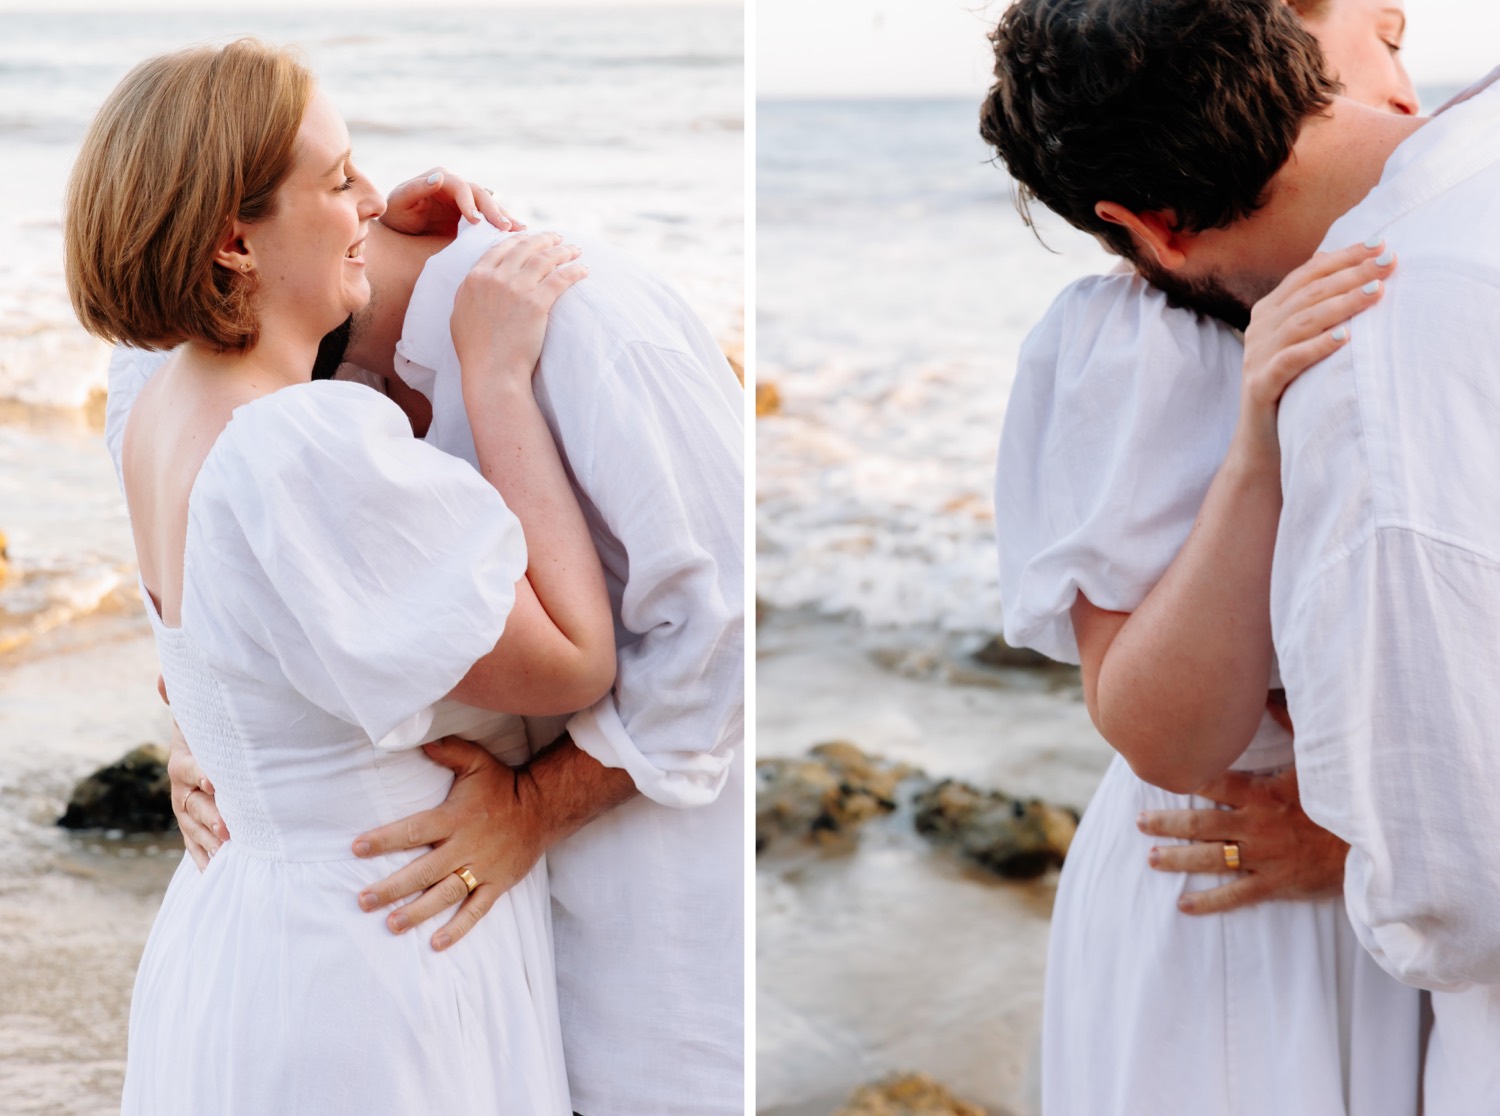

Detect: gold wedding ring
[456, 866, 479, 894]
[1222, 842, 1242, 872]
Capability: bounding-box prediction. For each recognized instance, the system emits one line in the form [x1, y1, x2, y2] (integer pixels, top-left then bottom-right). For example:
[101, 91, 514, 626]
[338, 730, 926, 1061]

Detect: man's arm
[353, 734, 636, 950]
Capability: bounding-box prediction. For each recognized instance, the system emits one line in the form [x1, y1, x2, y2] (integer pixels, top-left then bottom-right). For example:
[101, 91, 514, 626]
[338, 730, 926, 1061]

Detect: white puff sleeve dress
[996, 272, 1422, 1116]
[119, 380, 570, 1115]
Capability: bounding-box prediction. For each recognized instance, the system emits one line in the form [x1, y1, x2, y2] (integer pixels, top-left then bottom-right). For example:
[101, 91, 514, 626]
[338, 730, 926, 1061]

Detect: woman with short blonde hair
[68, 38, 607, 1114]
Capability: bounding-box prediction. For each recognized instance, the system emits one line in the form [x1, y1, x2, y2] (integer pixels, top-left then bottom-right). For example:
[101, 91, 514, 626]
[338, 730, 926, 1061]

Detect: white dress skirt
[118, 381, 571, 1115]
[995, 273, 1424, 1114]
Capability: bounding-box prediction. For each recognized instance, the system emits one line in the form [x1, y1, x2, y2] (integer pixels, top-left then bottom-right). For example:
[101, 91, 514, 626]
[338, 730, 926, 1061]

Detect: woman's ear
[1095, 201, 1188, 270]
[213, 222, 255, 275]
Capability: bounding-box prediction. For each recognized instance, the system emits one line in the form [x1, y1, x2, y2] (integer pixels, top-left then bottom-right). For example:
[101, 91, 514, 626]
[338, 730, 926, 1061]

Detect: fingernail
[390, 912, 410, 932]
[1147, 847, 1160, 867]
[353, 839, 371, 857]
[1363, 234, 1383, 249]
[426, 172, 441, 185]
[1332, 325, 1348, 342]
[1375, 250, 1394, 267]
[359, 891, 379, 911]
[1179, 896, 1196, 913]
[432, 933, 451, 951]
[468, 210, 480, 222]
[201, 779, 214, 794]
[1136, 811, 1147, 829]
[1361, 280, 1381, 295]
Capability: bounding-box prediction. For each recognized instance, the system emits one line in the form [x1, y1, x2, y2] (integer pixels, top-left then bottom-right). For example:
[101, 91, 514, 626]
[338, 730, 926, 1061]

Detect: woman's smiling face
[238, 88, 386, 342]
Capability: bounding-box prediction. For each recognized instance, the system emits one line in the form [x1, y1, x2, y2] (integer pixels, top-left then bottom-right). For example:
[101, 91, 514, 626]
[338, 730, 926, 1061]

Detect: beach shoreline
[756, 610, 1107, 1116]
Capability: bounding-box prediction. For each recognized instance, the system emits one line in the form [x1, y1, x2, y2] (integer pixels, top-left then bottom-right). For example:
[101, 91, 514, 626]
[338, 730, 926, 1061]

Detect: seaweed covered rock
[913, 777, 1077, 879]
[58, 744, 176, 832]
[756, 741, 918, 852]
[836, 1072, 989, 1116]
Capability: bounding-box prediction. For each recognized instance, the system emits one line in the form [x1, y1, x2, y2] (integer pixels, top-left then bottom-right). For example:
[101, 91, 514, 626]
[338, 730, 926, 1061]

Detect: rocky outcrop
[912, 778, 1077, 879]
[756, 380, 781, 416]
[971, 634, 1058, 670]
[836, 1072, 989, 1116]
[756, 741, 918, 851]
[57, 744, 176, 832]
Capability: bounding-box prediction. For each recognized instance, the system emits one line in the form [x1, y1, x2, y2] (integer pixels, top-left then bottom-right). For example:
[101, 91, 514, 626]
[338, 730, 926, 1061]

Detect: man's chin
[1136, 260, 1253, 332]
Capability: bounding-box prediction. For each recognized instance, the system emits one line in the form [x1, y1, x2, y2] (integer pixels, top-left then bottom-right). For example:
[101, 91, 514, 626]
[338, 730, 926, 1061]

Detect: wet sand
[756, 611, 1108, 1115]
[0, 615, 178, 1114]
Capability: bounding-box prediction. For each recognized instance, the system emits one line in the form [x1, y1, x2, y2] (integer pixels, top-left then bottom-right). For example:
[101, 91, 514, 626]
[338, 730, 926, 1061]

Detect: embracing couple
[66, 39, 742, 1116]
[987, 0, 1500, 1113]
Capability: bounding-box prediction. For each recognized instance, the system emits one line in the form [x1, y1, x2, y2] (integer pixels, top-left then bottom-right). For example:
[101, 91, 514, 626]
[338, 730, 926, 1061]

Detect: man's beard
[1135, 259, 1253, 332]
[311, 315, 353, 380]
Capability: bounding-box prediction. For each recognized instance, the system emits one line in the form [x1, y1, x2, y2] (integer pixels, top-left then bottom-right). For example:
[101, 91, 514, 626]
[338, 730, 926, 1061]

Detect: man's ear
[213, 221, 255, 276]
[1095, 201, 1188, 270]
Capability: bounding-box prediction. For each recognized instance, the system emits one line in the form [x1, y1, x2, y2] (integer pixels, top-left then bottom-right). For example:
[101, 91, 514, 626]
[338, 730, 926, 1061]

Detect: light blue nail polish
[426, 172, 441, 185]
[1332, 325, 1348, 342]
[1363, 234, 1383, 249]
[1362, 280, 1381, 295]
[1375, 250, 1394, 267]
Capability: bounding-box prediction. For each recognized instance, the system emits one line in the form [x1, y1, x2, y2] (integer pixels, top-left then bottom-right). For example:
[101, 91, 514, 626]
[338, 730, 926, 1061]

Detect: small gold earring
[240, 263, 251, 272]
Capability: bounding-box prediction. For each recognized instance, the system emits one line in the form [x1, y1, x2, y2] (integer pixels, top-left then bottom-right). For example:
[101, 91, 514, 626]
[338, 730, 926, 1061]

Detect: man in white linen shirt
[985, 0, 1500, 1107]
[107, 206, 744, 1116]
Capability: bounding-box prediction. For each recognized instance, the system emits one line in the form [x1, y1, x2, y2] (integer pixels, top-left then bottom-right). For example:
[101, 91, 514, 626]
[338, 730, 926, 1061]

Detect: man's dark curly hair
[979, 0, 1337, 261]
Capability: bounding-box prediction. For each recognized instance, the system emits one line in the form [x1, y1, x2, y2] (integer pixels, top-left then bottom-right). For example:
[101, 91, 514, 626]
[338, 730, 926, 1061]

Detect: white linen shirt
[395, 221, 744, 1116]
[1272, 82, 1500, 1107]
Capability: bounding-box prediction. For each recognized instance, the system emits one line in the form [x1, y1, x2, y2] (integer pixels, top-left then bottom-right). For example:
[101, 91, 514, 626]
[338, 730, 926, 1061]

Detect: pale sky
[0, 0, 732, 8]
[758, 0, 1500, 99]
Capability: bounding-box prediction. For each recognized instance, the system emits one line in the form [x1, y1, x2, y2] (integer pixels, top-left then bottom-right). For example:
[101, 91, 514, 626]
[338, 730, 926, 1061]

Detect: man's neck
[345, 222, 450, 382]
[1192, 99, 1427, 308]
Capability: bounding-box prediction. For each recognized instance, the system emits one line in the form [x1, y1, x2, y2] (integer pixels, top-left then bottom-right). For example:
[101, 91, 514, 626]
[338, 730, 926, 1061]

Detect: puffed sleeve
[994, 272, 1246, 664]
[185, 380, 528, 750]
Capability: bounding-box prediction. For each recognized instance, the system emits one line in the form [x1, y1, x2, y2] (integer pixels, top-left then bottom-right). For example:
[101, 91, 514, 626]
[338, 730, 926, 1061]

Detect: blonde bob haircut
[65, 39, 313, 353]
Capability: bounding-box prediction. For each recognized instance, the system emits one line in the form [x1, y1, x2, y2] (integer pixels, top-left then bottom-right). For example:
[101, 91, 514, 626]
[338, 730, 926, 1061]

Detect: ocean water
[0, 7, 742, 1112]
[756, 97, 1107, 639]
[755, 85, 1470, 641]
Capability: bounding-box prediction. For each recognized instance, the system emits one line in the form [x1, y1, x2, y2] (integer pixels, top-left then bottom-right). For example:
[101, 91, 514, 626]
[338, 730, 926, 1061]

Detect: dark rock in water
[913, 778, 1077, 879]
[972, 634, 1058, 670]
[836, 1072, 990, 1115]
[58, 744, 177, 833]
[756, 741, 920, 853]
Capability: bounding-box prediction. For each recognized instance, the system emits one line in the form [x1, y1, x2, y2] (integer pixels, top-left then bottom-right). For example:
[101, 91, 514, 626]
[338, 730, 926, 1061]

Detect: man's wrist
[521, 733, 638, 851]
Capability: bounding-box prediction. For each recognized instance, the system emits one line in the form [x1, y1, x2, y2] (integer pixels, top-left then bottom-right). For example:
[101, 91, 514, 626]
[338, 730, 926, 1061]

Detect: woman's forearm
[1075, 434, 1282, 793]
[455, 379, 615, 713]
[1073, 243, 1393, 793]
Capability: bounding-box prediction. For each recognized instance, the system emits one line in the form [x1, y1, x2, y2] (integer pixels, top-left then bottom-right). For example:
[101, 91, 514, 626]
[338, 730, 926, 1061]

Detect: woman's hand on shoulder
[1233, 239, 1396, 468]
[451, 233, 587, 390]
[380, 167, 522, 237]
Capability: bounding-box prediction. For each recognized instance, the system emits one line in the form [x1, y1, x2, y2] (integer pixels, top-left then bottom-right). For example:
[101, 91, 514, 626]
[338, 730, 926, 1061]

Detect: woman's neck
[180, 320, 323, 393]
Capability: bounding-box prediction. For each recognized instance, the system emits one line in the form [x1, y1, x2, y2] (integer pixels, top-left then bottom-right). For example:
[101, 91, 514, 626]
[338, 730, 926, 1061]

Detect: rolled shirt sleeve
[560, 340, 744, 808]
